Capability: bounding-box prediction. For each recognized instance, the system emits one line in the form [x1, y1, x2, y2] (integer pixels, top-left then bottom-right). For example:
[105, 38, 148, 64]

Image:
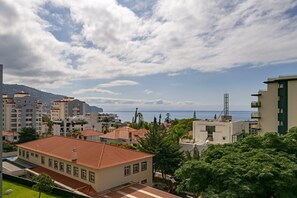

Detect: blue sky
[0, 0, 297, 111]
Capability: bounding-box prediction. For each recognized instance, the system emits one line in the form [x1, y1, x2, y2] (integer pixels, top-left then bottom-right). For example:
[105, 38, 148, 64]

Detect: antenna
[224, 93, 229, 117]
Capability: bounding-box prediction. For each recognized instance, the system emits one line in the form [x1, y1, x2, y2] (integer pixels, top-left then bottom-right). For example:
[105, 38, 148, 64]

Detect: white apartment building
[84, 112, 122, 132]
[2, 93, 42, 134]
[251, 75, 297, 135]
[51, 97, 86, 121]
[192, 120, 249, 144]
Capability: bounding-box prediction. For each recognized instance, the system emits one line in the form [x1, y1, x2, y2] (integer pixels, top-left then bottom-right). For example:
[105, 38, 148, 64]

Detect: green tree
[32, 173, 55, 198]
[18, 127, 39, 143]
[184, 145, 200, 161]
[175, 129, 297, 198]
[42, 115, 53, 136]
[137, 125, 183, 178]
[68, 128, 82, 138]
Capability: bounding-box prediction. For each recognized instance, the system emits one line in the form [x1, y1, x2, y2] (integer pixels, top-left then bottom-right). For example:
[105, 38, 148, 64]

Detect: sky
[0, 0, 297, 111]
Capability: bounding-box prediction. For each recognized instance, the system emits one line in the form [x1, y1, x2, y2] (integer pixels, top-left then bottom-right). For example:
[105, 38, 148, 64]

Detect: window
[73, 167, 79, 177]
[222, 137, 226, 140]
[66, 164, 71, 175]
[141, 179, 147, 184]
[141, 161, 147, 171]
[81, 169, 87, 180]
[133, 163, 139, 174]
[124, 166, 131, 176]
[26, 151, 29, 159]
[49, 159, 53, 168]
[19, 149, 21, 156]
[59, 162, 64, 172]
[35, 153, 39, 158]
[54, 160, 58, 170]
[206, 126, 215, 141]
[31, 152, 34, 157]
[41, 156, 45, 165]
[89, 172, 95, 183]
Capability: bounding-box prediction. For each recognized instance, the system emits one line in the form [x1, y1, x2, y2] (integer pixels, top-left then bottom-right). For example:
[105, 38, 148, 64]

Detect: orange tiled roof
[99, 183, 180, 198]
[33, 166, 97, 197]
[100, 127, 149, 140]
[81, 129, 103, 137]
[18, 136, 153, 170]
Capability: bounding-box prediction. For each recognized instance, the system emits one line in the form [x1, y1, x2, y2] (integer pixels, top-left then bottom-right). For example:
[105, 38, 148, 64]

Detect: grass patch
[2, 180, 61, 197]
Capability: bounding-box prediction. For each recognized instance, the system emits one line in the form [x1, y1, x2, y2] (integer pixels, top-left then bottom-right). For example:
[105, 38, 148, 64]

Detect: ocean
[106, 110, 253, 122]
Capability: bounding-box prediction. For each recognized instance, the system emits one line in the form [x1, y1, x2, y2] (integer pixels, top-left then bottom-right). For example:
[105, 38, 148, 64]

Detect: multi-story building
[17, 136, 153, 194]
[52, 116, 87, 136]
[2, 93, 42, 134]
[192, 120, 249, 144]
[51, 97, 86, 121]
[85, 112, 122, 132]
[251, 75, 297, 135]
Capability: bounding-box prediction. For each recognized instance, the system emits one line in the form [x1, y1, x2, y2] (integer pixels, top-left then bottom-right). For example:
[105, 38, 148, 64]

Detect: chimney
[72, 148, 77, 162]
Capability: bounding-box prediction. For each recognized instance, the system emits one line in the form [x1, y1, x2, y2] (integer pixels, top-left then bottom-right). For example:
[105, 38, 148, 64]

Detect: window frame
[59, 162, 64, 172]
[66, 164, 71, 175]
[124, 165, 131, 176]
[141, 161, 147, 171]
[81, 169, 87, 180]
[89, 171, 95, 183]
[73, 166, 79, 177]
[133, 163, 139, 174]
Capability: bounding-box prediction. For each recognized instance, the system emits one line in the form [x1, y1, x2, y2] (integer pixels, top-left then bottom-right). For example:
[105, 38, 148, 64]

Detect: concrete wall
[288, 80, 297, 129]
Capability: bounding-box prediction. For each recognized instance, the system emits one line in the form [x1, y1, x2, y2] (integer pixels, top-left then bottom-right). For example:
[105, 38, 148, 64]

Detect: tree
[32, 173, 54, 198]
[175, 130, 297, 198]
[137, 125, 184, 178]
[68, 128, 82, 138]
[18, 127, 39, 143]
[184, 145, 200, 161]
[42, 115, 53, 136]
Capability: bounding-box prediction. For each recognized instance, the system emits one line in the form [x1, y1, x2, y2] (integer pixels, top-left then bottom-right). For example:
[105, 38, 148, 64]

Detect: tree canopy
[175, 128, 297, 198]
[18, 127, 39, 143]
[32, 173, 55, 198]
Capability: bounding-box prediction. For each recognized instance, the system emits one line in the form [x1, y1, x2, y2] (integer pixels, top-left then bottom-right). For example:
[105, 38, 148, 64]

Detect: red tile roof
[18, 136, 153, 169]
[100, 127, 149, 142]
[33, 166, 97, 197]
[99, 183, 180, 198]
[81, 129, 103, 137]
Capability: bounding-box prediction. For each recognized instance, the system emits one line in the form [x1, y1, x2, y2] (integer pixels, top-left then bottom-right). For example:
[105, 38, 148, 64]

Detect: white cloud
[1, 0, 297, 88]
[143, 89, 153, 94]
[167, 72, 181, 77]
[72, 88, 119, 95]
[98, 80, 139, 88]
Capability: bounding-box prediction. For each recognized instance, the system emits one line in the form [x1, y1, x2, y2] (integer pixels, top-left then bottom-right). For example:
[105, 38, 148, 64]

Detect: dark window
[31, 152, 34, 157]
[89, 172, 95, 183]
[124, 166, 131, 176]
[223, 137, 226, 140]
[73, 167, 79, 177]
[81, 169, 87, 180]
[133, 163, 139, 174]
[66, 164, 71, 174]
[41, 156, 45, 165]
[206, 126, 215, 141]
[19, 149, 21, 156]
[26, 151, 29, 159]
[59, 162, 64, 172]
[35, 153, 39, 158]
[54, 160, 58, 170]
[49, 159, 53, 168]
[141, 161, 147, 171]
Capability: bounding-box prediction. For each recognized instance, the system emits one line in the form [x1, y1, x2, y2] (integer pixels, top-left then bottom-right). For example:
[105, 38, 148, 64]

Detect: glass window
[54, 160, 58, 170]
[73, 167, 79, 177]
[31, 152, 34, 156]
[89, 172, 95, 183]
[41, 156, 45, 165]
[124, 165, 131, 176]
[59, 162, 64, 172]
[35, 154, 39, 158]
[49, 159, 53, 168]
[133, 163, 139, 174]
[26, 151, 29, 159]
[66, 164, 71, 175]
[19, 149, 21, 156]
[81, 169, 87, 180]
[141, 161, 147, 171]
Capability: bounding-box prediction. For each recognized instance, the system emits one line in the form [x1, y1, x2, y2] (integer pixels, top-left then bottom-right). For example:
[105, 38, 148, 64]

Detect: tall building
[251, 75, 297, 135]
[51, 97, 86, 121]
[2, 92, 42, 134]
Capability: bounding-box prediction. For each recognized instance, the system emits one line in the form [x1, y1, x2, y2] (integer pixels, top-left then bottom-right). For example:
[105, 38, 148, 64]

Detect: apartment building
[51, 97, 86, 121]
[17, 136, 153, 194]
[2, 93, 42, 134]
[251, 75, 297, 135]
[192, 120, 249, 144]
[85, 112, 122, 132]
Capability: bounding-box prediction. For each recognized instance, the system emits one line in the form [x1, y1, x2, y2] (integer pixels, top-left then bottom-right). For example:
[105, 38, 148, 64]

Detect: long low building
[17, 136, 154, 194]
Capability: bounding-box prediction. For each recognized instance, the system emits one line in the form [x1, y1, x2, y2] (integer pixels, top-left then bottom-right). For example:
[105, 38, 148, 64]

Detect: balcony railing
[251, 101, 261, 108]
[251, 112, 261, 119]
[251, 123, 261, 130]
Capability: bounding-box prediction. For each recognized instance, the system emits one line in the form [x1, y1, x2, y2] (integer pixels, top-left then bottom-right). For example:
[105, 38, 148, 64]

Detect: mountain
[3, 84, 103, 113]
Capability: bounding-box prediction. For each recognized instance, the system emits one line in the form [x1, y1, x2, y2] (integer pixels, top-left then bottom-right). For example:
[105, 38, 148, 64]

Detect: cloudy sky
[1, 0, 297, 111]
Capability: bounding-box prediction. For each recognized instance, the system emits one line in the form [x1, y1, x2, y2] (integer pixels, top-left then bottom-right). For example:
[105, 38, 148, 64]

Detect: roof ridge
[97, 143, 106, 168]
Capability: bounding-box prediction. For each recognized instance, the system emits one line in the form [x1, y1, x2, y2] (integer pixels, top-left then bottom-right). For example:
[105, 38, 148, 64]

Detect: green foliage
[32, 173, 55, 198]
[137, 125, 184, 177]
[18, 127, 39, 143]
[68, 128, 82, 138]
[184, 145, 200, 161]
[175, 128, 297, 198]
[3, 142, 17, 152]
[167, 118, 197, 143]
[107, 142, 136, 150]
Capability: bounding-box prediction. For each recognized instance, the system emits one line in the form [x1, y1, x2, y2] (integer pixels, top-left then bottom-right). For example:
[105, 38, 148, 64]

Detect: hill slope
[3, 84, 103, 113]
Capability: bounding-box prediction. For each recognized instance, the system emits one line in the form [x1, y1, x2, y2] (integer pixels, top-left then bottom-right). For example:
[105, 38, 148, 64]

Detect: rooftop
[264, 75, 297, 83]
[81, 129, 103, 137]
[100, 127, 149, 141]
[18, 136, 153, 170]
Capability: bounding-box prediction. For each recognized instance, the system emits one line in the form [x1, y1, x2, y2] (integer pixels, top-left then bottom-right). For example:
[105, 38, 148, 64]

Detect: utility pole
[0, 64, 3, 197]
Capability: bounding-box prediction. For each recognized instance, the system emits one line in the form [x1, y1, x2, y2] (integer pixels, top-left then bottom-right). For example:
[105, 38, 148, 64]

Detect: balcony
[251, 123, 261, 130]
[251, 101, 261, 108]
[251, 112, 261, 119]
